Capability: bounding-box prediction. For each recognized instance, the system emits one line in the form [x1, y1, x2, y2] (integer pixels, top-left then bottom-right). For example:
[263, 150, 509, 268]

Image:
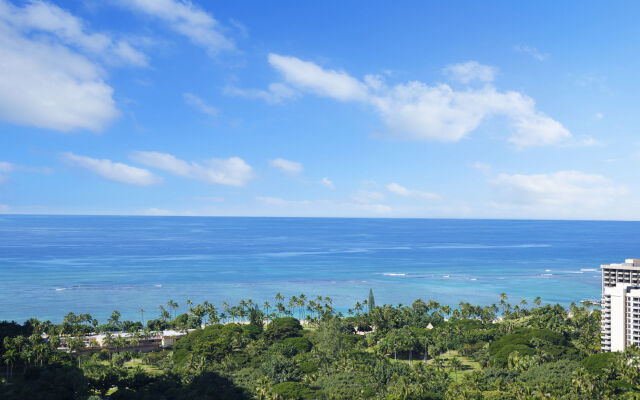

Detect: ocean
[0, 215, 637, 323]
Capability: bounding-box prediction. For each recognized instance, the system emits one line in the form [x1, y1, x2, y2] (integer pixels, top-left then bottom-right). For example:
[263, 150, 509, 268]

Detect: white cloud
[224, 83, 298, 104]
[321, 177, 334, 189]
[1, 0, 147, 66]
[0, 161, 52, 184]
[386, 182, 440, 201]
[61, 152, 160, 186]
[514, 45, 548, 61]
[491, 170, 626, 211]
[594, 112, 604, 120]
[183, 93, 217, 117]
[354, 203, 392, 214]
[256, 196, 286, 206]
[131, 151, 254, 187]
[130, 151, 192, 176]
[188, 196, 224, 203]
[443, 61, 496, 83]
[256, 196, 310, 206]
[352, 190, 385, 204]
[269, 158, 303, 175]
[472, 162, 492, 176]
[0, 0, 131, 132]
[508, 113, 571, 148]
[122, 0, 233, 56]
[268, 53, 369, 101]
[112, 40, 148, 67]
[0, 203, 9, 212]
[386, 182, 412, 196]
[0, 161, 14, 173]
[257, 54, 571, 148]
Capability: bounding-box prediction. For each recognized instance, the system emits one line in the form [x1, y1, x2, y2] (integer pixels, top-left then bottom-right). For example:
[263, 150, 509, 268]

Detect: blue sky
[1, 0, 639, 219]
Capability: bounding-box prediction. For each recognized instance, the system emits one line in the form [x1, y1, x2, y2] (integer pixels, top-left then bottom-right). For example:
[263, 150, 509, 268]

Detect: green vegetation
[1, 291, 638, 399]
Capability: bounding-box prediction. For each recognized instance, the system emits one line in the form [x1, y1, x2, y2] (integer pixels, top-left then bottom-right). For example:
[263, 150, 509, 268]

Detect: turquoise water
[0, 215, 636, 323]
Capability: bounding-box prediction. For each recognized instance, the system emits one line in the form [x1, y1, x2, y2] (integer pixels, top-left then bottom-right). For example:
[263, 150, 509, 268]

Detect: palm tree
[288, 295, 297, 316]
[139, 308, 145, 326]
[263, 301, 271, 317]
[298, 294, 307, 319]
[255, 376, 272, 400]
[533, 296, 542, 308]
[206, 302, 218, 325]
[159, 305, 170, 322]
[441, 305, 451, 317]
[167, 300, 179, 319]
[108, 310, 121, 327]
[449, 356, 463, 373]
[103, 332, 114, 348]
[433, 355, 444, 371]
[3, 348, 17, 379]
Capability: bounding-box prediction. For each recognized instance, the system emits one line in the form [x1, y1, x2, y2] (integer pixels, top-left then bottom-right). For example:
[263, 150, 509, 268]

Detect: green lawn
[387, 350, 481, 382]
[123, 358, 163, 375]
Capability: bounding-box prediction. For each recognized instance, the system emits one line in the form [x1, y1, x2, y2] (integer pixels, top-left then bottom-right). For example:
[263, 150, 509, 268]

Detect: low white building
[601, 259, 640, 352]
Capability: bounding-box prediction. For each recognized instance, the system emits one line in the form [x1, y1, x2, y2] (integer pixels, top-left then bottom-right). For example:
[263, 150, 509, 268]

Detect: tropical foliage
[1, 292, 636, 399]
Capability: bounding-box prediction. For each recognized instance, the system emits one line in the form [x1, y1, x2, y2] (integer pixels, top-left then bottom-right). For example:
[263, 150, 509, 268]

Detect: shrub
[270, 381, 316, 399]
[264, 317, 302, 341]
[519, 359, 582, 393]
[488, 328, 576, 367]
[261, 354, 301, 383]
[582, 352, 616, 374]
[282, 336, 312, 353]
[173, 323, 248, 365]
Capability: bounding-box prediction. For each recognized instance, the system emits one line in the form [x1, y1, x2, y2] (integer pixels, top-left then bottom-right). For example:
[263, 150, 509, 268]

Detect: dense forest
[0, 292, 637, 399]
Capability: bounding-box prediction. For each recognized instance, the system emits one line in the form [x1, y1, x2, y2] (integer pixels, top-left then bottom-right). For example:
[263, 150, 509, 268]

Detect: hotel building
[601, 259, 640, 352]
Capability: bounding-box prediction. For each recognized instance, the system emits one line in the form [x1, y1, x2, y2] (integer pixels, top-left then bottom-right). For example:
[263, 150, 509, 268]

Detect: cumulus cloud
[269, 158, 303, 175]
[1, 0, 147, 66]
[442, 61, 496, 83]
[514, 45, 548, 61]
[183, 93, 217, 117]
[61, 152, 160, 186]
[386, 182, 440, 201]
[491, 170, 626, 211]
[0, 0, 149, 132]
[253, 54, 571, 148]
[131, 151, 254, 187]
[321, 177, 334, 189]
[121, 0, 233, 56]
[268, 54, 369, 101]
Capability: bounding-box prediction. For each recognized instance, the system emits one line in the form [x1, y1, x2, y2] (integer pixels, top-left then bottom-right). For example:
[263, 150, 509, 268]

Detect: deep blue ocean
[1, 215, 638, 323]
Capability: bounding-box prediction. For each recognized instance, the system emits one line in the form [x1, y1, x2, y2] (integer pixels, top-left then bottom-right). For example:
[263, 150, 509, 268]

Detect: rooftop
[602, 259, 640, 269]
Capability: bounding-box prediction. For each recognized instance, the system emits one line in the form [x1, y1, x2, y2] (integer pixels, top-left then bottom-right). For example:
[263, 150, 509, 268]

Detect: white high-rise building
[601, 259, 640, 352]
